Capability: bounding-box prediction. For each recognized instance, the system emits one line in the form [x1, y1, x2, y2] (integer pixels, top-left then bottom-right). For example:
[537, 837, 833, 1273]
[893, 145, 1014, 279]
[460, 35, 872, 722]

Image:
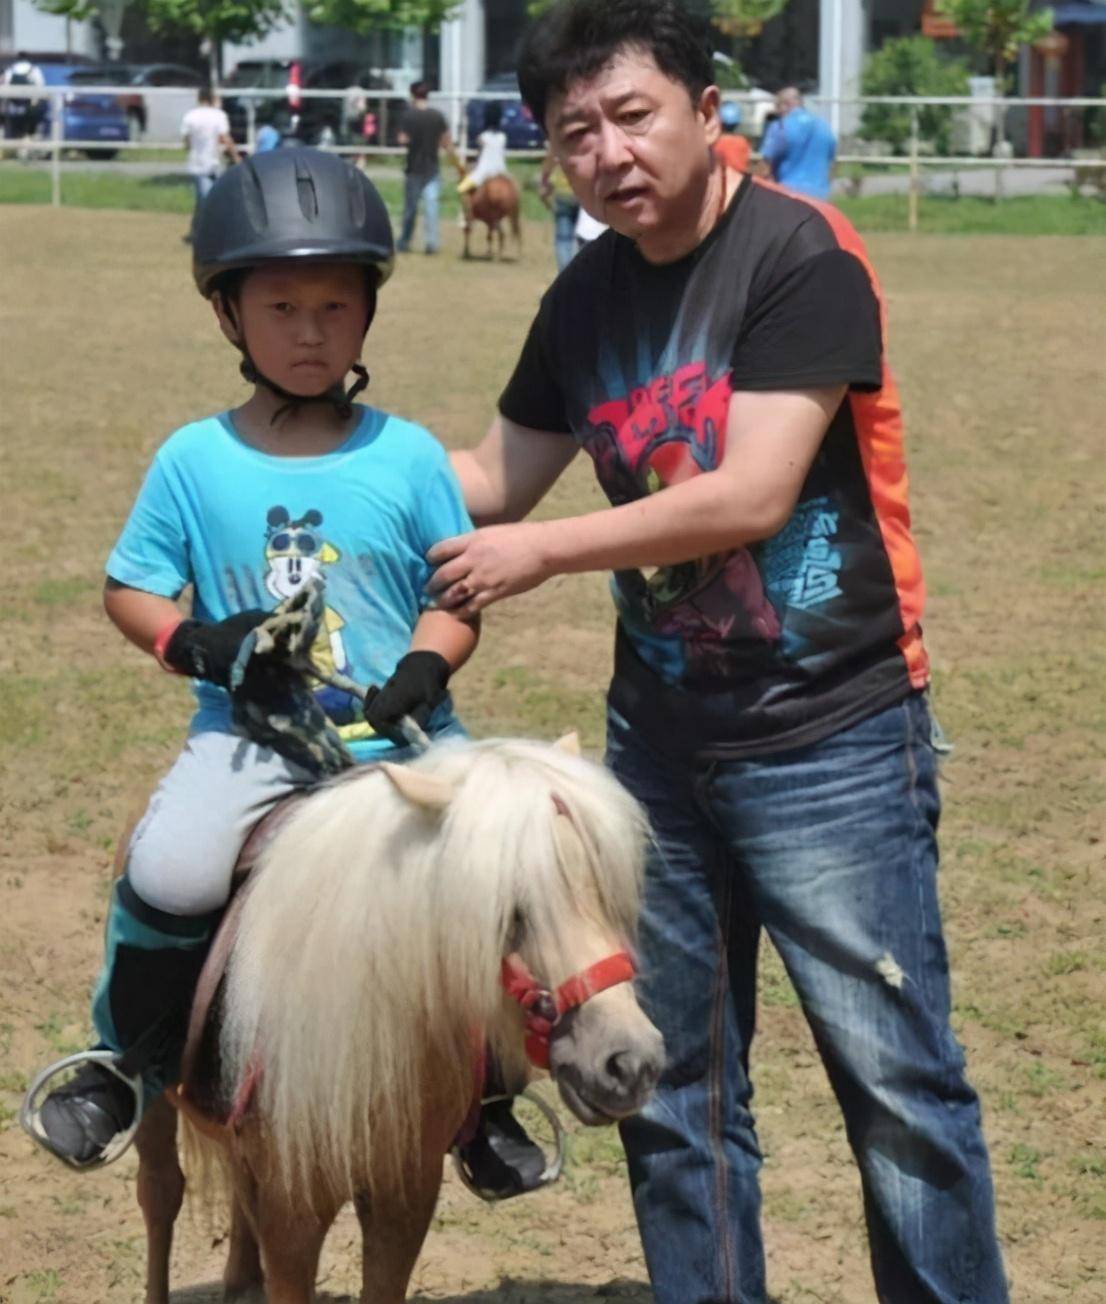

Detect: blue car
[464, 74, 545, 151]
[40, 63, 129, 158]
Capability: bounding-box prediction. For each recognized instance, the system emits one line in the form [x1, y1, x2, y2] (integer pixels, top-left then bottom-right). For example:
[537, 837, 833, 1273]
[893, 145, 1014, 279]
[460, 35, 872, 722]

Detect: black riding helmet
[192, 148, 395, 419]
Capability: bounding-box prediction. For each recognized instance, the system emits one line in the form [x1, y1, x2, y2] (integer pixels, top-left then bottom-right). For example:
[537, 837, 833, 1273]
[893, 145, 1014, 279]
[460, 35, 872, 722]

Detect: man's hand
[426, 523, 553, 618]
[163, 611, 268, 686]
[364, 651, 451, 745]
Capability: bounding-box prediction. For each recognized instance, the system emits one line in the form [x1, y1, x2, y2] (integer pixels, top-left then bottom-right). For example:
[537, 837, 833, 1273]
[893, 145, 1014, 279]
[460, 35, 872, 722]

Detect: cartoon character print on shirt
[263, 506, 360, 726]
[584, 360, 780, 681]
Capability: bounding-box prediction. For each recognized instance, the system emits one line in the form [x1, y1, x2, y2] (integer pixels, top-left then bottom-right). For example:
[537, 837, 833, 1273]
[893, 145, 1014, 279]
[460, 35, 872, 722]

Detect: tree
[711, 0, 786, 41]
[305, 0, 461, 32]
[936, 0, 1053, 91]
[860, 36, 970, 155]
[143, 0, 290, 82]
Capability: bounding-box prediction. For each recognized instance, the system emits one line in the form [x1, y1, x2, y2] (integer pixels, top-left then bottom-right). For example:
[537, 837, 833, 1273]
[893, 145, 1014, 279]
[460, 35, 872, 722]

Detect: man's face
[546, 46, 720, 243]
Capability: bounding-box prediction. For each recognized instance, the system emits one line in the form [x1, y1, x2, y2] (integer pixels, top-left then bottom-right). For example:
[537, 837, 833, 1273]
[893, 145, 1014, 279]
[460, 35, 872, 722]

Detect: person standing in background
[181, 86, 239, 242]
[760, 86, 836, 200]
[540, 145, 581, 271]
[1, 53, 46, 151]
[713, 99, 750, 172]
[397, 81, 453, 255]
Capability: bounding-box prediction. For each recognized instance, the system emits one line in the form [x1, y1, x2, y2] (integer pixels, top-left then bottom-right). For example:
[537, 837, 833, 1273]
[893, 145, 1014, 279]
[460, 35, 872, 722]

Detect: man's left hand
[427, 523, 553, 617]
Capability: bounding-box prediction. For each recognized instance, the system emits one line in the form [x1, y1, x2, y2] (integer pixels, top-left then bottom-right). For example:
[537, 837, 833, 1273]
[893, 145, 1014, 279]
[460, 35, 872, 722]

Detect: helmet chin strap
[238, 354, 370, 425]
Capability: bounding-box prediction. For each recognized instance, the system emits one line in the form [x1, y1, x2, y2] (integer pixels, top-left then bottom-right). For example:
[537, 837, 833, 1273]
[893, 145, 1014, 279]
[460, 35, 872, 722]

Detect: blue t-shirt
[106, 406, 472, 759]
[763, 108, 836, 201]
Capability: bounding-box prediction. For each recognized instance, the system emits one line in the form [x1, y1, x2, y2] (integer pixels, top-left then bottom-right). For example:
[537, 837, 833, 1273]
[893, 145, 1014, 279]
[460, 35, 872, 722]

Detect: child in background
[458, 100, 510, 198]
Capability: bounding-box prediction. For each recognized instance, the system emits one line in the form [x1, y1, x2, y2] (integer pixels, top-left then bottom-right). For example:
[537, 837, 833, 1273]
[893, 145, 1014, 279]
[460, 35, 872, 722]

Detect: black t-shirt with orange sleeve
[499, 177, 929, 759]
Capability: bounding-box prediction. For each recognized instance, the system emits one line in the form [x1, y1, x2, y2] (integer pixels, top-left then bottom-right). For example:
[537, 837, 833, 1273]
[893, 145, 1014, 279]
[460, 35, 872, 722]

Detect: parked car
[464, 73, 544, 151]
[221, 59, 393, 147]
[37, 63, 129, 158]
[67, 63, 203, 142]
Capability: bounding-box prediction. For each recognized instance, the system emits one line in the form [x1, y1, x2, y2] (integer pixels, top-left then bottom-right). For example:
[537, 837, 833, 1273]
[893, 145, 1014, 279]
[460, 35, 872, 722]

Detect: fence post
[908, 103, 919, 233]
[247, 99, 256, 154]
[51, 88, 62, 209]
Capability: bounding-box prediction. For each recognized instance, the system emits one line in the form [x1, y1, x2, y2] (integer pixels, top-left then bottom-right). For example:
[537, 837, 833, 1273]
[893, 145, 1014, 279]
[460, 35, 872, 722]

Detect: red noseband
[500, 951, 636, 1070]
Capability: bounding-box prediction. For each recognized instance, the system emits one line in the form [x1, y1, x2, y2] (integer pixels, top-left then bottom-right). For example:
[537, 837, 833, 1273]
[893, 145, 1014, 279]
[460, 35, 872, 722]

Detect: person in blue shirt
[28, 149, 545, 1197]
[761, 86, 836, 201]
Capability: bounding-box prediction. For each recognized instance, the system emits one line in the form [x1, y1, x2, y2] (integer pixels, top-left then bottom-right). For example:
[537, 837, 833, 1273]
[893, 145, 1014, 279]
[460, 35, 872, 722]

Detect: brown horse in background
[463, 174, 522, 261]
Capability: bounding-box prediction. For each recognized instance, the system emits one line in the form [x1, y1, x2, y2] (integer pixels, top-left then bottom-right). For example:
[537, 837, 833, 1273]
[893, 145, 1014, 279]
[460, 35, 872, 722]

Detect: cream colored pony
[133, 734, 664, 1304]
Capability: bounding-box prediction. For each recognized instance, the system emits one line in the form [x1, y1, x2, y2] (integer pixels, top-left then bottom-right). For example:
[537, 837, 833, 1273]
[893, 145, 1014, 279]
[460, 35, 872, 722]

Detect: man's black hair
[517, 0, 715, 130]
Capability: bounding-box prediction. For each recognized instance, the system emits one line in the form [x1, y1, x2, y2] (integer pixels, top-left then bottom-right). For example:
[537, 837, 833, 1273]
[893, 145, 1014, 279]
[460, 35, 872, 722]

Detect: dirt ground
[1, 207, 1104, 1304]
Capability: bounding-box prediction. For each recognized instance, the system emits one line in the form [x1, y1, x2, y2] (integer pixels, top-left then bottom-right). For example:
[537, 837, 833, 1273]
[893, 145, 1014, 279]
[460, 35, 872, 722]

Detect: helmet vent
[348, 169, 367, 227]
[295, 158, 320, 222]
[243, 157, 269, 234]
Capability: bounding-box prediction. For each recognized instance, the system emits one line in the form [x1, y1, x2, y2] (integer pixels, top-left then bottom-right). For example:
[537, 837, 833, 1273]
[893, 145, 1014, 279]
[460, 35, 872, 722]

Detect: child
[457, 100, 509, 197]
[32, 148, 545, 1198]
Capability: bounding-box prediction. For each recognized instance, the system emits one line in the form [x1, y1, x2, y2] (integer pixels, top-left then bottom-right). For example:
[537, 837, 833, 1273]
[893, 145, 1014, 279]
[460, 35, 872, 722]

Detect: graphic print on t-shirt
[585, 360, 780, 683]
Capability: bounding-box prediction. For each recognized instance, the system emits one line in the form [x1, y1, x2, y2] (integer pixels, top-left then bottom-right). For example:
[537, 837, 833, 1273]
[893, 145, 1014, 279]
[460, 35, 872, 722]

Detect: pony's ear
[378, 762, 455, 811]
[553, 731, 581, 756]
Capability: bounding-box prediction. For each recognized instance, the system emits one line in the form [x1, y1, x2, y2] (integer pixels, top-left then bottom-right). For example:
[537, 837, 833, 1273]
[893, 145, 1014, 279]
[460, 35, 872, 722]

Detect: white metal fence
[2, 84, 1104, 223]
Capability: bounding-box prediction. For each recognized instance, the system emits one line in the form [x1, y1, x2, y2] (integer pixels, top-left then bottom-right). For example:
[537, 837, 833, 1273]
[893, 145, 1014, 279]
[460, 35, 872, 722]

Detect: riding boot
[36, 877, 217, 1167]
[454, 1057, 549, 1199]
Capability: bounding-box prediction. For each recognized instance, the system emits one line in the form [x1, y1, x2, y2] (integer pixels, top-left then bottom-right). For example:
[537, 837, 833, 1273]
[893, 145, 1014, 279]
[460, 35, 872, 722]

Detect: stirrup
[21, 1049, 143, 1171]
[451, 1087, 566, 1203]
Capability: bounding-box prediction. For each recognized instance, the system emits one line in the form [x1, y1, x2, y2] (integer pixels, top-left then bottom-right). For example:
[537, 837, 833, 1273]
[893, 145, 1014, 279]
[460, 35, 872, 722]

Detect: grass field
[1, 206, 1104, 1303]
[3, 158, 1106, 234]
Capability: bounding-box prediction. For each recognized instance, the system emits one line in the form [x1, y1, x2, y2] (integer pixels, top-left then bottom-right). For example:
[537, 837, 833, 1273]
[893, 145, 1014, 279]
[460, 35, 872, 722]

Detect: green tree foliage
[861, 36, 970, 154]
[711, 0, 785, 39]
[936, 0, 1053, 87]
[305, 0, 461, 33]
[27, 0, 103, 22]
[141, 0, 288, 48]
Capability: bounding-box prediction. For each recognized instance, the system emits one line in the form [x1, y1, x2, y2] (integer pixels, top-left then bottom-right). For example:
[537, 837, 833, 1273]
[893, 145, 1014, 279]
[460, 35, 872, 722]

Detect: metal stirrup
[21, 1050, 143, 1171]
[451, 1088, 567, 1203]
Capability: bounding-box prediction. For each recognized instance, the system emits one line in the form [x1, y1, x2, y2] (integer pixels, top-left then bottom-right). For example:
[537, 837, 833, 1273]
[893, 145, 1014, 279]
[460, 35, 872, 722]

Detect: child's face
[218, 261, 370, 398]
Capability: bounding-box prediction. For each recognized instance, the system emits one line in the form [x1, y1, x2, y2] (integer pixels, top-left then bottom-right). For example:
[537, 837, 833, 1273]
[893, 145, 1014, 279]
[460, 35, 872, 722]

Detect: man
[427, 2, 1009, 1301]
[397, 80, 452, 255]
[1, 52, 46, 146]
[761, 85, 836, 200]
[181, 86, 238, 240]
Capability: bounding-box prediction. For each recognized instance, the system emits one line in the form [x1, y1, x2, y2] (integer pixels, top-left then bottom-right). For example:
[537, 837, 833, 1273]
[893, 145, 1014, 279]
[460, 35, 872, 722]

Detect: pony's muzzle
[551, 998, 665, 1125]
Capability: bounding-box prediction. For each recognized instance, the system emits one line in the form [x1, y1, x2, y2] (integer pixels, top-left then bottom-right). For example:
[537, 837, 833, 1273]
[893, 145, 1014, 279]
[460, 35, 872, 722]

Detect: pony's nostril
[605, 1049, 637, 1086]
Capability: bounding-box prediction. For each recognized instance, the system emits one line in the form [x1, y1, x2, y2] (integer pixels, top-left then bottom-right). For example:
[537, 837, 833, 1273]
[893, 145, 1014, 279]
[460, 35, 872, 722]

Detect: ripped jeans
[610, 691, 1008, 1304]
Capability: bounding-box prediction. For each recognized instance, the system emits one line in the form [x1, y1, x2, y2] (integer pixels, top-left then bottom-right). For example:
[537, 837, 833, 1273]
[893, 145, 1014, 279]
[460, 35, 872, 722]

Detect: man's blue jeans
[609, 691, 1007, 1304]
[399, 172, 441, 253]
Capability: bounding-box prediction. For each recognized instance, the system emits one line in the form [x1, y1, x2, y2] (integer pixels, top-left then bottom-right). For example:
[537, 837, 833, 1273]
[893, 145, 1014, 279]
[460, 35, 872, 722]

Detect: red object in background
[286, 60, 302, 111]
[362, 111, 377, 142]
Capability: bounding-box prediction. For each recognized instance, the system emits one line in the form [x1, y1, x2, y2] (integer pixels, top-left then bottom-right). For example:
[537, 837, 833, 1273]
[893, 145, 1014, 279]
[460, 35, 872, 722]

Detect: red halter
[500, 950, 636, 1070]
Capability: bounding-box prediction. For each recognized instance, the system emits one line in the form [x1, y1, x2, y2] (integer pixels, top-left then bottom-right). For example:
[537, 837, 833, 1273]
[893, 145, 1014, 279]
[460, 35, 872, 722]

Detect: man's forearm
[534, 467, 789, 575]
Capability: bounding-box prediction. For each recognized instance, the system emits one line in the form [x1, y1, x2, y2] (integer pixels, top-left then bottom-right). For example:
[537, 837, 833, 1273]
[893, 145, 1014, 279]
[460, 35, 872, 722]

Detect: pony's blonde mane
[220, 737, 647, 1199]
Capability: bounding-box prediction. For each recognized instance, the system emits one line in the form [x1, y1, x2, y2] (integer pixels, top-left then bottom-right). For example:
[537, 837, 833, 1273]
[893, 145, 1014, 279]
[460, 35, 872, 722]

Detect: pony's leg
[134, 1095, 183, 1304]
[223, 1168, 264, 1300]
[354, 1153, 443, 1303]
[253, 1180, 339, 1304]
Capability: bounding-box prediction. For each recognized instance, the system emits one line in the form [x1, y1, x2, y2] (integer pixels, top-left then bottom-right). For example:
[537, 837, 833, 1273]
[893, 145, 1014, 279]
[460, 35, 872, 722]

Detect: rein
[500, 950, 636, 1070]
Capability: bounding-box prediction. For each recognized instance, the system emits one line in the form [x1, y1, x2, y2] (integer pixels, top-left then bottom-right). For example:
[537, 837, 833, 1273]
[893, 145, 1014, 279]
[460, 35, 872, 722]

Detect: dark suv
[222, 59, 394, 146]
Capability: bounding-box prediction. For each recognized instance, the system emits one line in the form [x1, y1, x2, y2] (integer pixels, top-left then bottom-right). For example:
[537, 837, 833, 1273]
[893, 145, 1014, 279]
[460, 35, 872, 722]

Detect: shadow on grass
[168, 1280, 655, 1303]
[168, 1279, 785, 1302]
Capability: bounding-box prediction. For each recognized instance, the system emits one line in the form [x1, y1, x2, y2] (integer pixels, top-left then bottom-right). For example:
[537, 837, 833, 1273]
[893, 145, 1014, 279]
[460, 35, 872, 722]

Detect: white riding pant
[124, 730, 317, 918]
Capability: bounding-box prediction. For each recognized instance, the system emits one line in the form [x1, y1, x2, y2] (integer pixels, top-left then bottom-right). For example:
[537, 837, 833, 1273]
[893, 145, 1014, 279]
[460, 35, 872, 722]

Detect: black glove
[163, 611, 268, 687]
[364, 651, 450, 745]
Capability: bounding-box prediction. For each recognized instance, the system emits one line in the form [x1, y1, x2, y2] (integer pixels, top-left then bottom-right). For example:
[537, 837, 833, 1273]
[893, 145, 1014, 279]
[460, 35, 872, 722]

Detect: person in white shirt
[2, 53, 47, 143]
[457, 101, 509, 196]
[181, 86, 239, 238]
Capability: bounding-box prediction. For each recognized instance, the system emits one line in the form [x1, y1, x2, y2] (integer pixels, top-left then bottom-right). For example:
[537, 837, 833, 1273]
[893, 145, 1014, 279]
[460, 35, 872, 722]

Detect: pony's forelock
[219, 736, 647, 1200]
